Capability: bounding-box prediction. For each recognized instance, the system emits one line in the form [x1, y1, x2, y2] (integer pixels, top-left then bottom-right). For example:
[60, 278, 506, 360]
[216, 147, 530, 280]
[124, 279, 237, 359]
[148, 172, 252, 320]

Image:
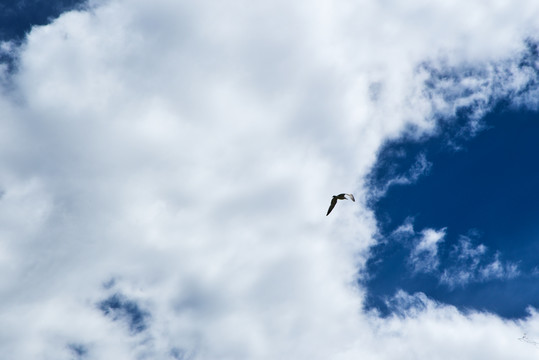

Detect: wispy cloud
[390, 221, 519, 288]
[440, 236, 520, 288]
[368, 153, 432, 200]
[409, 228, 446, 273]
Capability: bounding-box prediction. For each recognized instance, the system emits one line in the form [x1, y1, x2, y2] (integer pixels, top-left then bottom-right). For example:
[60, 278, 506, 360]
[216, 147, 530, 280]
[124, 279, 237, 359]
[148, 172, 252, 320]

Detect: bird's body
[326, 193, 355, 216]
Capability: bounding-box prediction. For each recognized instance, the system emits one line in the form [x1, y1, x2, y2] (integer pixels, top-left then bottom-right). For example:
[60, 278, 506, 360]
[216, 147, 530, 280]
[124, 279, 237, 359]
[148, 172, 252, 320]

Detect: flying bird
[326, 193, 355, 216]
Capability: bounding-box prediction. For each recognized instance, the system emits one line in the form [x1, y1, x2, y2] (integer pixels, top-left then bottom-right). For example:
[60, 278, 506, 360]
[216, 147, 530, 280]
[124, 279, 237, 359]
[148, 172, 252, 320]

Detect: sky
[366, 106, 539, 319]
[2, 0, 539, 359]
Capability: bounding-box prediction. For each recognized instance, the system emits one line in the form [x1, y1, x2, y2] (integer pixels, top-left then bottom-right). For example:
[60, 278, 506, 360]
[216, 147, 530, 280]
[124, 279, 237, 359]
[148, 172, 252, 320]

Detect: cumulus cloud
[368, 291, 539, 360]
[0, 0, 539, 359]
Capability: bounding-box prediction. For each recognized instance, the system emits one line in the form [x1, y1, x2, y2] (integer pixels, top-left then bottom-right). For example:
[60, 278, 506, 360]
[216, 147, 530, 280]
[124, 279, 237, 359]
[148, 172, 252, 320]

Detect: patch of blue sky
[0, 0, 87, 73]
[0, 0, 86, 41]
[98, 293, 151, 335]
[365, 103, 539, 319]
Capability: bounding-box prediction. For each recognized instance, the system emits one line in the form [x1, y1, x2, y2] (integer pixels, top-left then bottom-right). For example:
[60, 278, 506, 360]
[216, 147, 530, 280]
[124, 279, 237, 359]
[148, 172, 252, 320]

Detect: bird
[326, 193, 355, 216]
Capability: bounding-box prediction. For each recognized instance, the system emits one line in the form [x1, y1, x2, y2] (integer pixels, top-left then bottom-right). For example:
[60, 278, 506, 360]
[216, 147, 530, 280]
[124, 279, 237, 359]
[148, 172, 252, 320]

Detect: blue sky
[0, 1, 83, 40]
[2, 0, 539, 359]
[366, 105, 539, 318]
[0, 0, 84, 72]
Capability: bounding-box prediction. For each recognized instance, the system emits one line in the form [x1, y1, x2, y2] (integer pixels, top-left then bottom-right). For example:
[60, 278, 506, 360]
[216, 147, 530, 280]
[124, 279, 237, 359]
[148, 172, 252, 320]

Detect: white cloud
[367, 291, 539, 360]
[369, 152, 432, 199]
[440, 237, 520, 288]
[387, 223, 520, 287]
[391, 217, 415, 238]
[409, 228, 446, 273]
[480, 254, 520, 280]
[0, 0, 539, 359]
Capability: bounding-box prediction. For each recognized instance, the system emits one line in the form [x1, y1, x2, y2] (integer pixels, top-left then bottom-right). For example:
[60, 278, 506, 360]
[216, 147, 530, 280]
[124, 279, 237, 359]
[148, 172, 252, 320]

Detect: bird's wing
[348, 194, 355, 202]
[326, 197, 338, 216]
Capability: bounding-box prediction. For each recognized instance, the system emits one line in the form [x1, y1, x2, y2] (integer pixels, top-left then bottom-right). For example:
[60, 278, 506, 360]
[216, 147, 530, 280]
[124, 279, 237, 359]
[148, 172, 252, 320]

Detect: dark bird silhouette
[326, 193, 355, 216]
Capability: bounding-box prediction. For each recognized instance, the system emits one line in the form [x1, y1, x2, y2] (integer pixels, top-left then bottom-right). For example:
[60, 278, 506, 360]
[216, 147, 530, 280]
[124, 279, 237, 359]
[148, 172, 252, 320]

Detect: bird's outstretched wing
[347, 194, 355, 202]
[326, 197, 338, 216]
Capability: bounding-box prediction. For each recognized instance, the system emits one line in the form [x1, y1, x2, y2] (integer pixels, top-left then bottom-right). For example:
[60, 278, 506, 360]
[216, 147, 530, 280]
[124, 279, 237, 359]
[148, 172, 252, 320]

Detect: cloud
[67, 343, 89, 359]
[391, 216, 416, 238]
[409, 228, 446, 273]
[0, 0, 539, 359]
[440, 236, 520, 288]
[368, 152, 432, 199]
[368, 292, 539, 360]
[417, 40, 539, 123]
[388, 219, 447, 274]
[383, 220, 519, 288]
